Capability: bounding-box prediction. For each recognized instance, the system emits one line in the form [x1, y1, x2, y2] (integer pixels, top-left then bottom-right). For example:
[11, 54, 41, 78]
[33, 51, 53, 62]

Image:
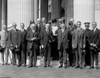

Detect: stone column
[65, 0, 73, 26]
[51, 0, 60, 19]
[2, 0, 7, 27]
[0, 0, 2, 30]
[8, 0, 34, 29]
[41, 0, 48, 21]
[34, 0, 38, 23]
[74, 0, 95, 29]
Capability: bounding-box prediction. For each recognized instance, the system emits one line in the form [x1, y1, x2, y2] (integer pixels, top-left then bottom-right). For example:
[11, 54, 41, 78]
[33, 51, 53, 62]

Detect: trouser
[29, 48, 37, 66]
[12, 49, 21, 65]
[5, 47, 9, 64]
[44, 44, 51, 66]
[85, 47, 91, 66]
[21, 44, 26, 65]
[59, 45, 68, 66]
[1, 48, 6, 64]
[69, 49, 76, 67]
[75, 47, 85, 67]
[90, 51, 99, 68]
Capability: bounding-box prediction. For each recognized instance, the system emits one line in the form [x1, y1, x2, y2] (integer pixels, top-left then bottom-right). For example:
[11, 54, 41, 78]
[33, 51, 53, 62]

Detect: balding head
[42, 17, 46, 23]
[20, 23, 25, 29]
[12, 22, 17, 29]
[37, 19, 41, 24]
[2, 25, 7, 31]
[77, 21, 81, 28]
[30, 23, 36, 30]
[92, 22, 97, 29]
[60, 23, 66, 29]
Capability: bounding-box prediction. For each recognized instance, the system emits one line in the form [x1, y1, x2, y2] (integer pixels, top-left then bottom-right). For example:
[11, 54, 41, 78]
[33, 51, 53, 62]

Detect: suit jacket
[19, 29, 27, 44]
[72, 28, 85, 49]
[0, 30, 8, 48]
[57, 29, 69, 50]
[26, 30, 39, 50]
[9, 29, 21, 48]
[84, 29, 91, 48]
[91, 28, 100, 51]
[41, 28, 53, 49]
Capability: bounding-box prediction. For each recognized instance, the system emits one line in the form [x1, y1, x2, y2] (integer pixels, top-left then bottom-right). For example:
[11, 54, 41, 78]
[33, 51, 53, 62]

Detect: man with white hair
[57, 23, 70, 68]
[26, 23, 39, 68]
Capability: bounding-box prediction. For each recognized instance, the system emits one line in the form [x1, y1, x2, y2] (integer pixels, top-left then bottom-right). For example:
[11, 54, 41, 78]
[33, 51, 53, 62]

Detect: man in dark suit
[20, 23, 27, 66]
[57, 24, 70, 68]
[90, 22, 100, 69]
[26, 23, 39, 68]
[41, 23, 53, 67]
[72, 21, 85, 69]
[9, 22, 21, 67]
[84, 22, 91, 68]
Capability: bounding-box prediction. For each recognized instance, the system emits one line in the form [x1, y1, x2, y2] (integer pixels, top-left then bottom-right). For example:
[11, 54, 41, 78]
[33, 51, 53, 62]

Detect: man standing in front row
[26, 23, 39, 68]
[0, 25, 8, 65]
[57, 24, 69, 68]
[20, 23, 27, 67]
[84, 22, 91, 68]
[9, 23, 21, 67]
[41, 24, 53, 67]
[90, 22, 100, 69]
[72, 21, 85, 69]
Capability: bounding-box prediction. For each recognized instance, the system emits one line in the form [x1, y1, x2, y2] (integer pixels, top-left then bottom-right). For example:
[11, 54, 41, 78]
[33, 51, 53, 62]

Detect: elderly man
[9, 22, 21, 67]
[90, 22, 100, 69]
[26, 23, 39, 68]
[57, 24, 70, 68]
[0, 25, 8, 65]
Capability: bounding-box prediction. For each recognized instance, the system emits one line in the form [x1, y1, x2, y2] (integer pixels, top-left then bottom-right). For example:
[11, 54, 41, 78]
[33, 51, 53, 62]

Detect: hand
[90, 43, 93, 46]
[31, 37, 36, 41]
[16, 45, 18, 48]
[83, 45, 85, 48]
[41, 45, 44, 48]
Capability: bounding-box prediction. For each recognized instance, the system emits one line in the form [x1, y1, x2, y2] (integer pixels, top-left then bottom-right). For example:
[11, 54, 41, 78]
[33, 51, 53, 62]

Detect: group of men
[0, 17, 100, 69]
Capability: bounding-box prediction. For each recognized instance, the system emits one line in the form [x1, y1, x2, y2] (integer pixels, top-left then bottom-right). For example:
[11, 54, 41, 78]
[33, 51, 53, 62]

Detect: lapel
[62, 29, 66, 40]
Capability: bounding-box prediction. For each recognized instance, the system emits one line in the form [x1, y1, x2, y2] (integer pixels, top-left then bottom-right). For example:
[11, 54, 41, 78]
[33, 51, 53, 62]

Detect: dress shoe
[28, 65, 33, 68]
[44, 65, 47, 68]
[17, 64, 21, 67]
[23, 64, 26, 67]
[75, 66, 79, 68]
[47, 65, 52, 67]
[33, 65, 38, 68]
[58, 65, 63, 68]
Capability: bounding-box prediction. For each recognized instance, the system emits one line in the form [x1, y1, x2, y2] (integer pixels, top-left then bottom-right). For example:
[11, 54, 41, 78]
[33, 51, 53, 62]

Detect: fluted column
[51, 0, 60, 19]
[0, 0, 2, 30]
[2, 0, 7, 27]
[34, 0, 38, 23]
[65, 0, 73, 26]
[8, 0, 34, 29]
[74, 0, 95, 29]
[41, 0, 48, 21]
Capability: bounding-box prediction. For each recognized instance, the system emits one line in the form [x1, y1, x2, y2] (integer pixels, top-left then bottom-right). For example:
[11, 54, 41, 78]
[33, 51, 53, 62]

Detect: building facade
[0, 0, 100, 29]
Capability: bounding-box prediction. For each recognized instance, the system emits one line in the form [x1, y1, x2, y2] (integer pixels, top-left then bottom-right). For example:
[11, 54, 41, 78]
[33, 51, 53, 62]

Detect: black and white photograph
[0, 0, 100, 78]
